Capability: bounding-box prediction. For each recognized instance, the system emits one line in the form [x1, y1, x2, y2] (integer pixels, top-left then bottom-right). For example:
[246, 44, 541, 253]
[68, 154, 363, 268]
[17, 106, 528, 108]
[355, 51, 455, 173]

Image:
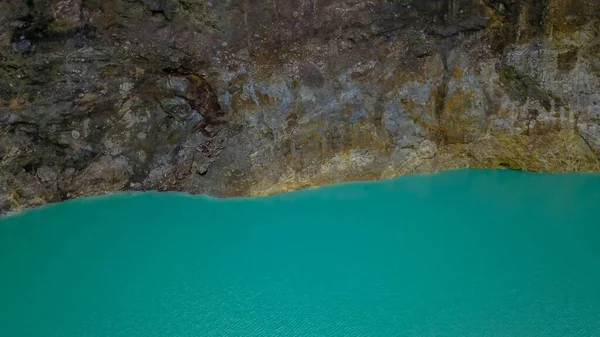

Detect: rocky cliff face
[1, 0, 599, 213]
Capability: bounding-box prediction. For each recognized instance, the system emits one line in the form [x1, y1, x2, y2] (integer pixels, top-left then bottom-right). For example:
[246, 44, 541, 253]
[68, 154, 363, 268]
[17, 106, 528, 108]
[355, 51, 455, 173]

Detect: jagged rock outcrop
[1, 0, 599, 214]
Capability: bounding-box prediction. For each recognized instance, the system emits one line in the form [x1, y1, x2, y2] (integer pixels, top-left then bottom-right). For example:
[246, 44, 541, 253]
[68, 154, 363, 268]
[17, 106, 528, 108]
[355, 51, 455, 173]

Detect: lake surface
[1, 169, 600, 336]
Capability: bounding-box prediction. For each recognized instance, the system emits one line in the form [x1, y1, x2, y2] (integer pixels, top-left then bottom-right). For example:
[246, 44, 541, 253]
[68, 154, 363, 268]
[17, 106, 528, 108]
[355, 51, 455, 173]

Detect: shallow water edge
[4, 168, 600, 220]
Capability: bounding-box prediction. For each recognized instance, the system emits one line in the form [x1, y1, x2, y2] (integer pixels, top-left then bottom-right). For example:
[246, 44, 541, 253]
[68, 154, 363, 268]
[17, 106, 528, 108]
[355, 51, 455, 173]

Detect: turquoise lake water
[1, 169, 600, 336]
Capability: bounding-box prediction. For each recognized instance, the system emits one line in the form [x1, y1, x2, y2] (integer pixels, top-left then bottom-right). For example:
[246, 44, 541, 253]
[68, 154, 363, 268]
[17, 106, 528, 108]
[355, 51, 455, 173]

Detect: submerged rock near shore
[1, 0, 600, 213]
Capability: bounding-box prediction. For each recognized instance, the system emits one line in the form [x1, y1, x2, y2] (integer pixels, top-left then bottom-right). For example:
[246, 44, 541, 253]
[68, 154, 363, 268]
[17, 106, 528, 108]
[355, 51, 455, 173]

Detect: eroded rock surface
[1, 0, 600, 213]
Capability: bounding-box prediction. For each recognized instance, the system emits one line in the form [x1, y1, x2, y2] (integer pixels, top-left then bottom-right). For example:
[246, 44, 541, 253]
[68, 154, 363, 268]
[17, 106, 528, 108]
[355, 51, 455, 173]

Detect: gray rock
[0, 196, 11, 214]
[37, 166, 57, 183]
[167, 78, 189, 97]
[163, 0, 180, 20]
[300, 63, 325, 88]
[198, 162, 211, 175]
[161, 97, 192, 120]
[64, 168, 76, 177]
[142, 0, 166, 12]
[418, 140, 437, 158]
[13, 39, 32, 53]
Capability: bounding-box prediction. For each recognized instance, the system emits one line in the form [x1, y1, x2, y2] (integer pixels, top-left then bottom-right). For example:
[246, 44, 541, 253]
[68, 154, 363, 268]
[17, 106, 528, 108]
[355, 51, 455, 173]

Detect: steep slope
[1, 0, 599, 213]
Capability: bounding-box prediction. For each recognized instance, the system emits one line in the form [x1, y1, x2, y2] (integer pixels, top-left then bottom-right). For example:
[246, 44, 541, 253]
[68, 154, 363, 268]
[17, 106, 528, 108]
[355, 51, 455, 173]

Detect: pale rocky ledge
[1, 0, 599, 214]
